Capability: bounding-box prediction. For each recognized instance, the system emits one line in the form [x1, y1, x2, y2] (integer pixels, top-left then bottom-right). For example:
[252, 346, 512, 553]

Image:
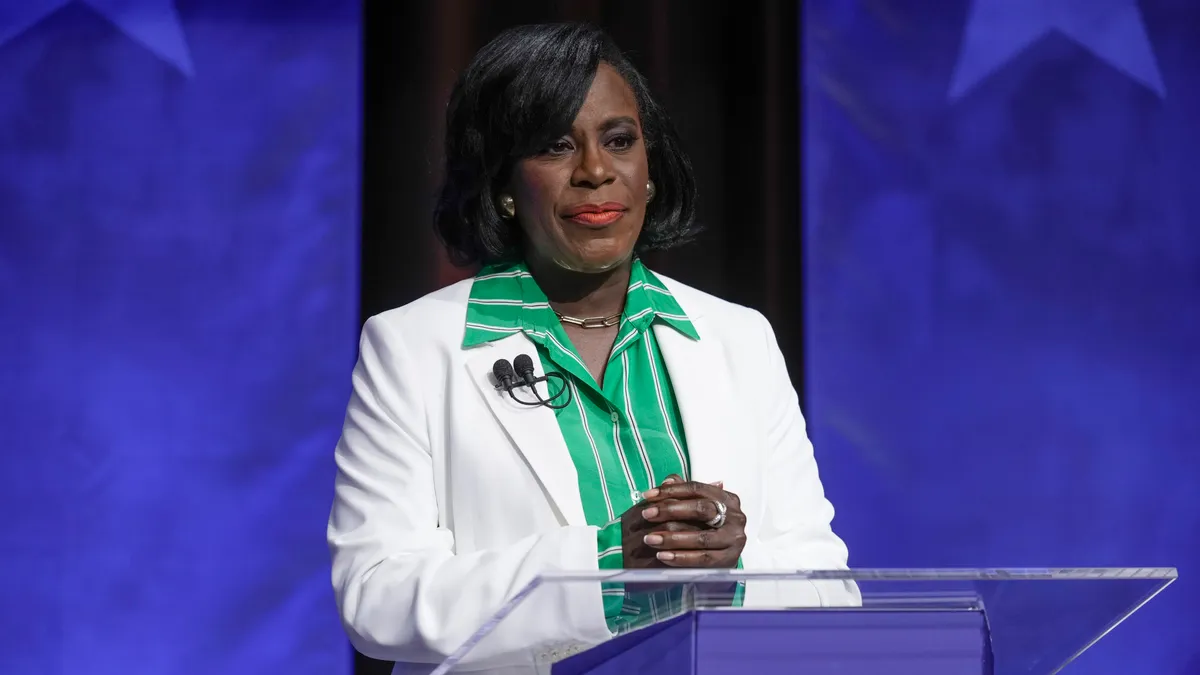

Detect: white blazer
[328, 273, 860, 674]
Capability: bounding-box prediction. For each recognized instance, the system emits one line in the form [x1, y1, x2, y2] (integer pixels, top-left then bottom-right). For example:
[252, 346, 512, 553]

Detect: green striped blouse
[463, 258, 700, 631]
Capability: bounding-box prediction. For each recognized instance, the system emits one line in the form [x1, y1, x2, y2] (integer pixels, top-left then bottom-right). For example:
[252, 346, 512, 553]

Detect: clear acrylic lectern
[429, 567, 1176, 674]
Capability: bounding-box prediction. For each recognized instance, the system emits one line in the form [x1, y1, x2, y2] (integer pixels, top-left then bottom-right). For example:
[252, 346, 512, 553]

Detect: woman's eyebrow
[597, 116, 639, 132]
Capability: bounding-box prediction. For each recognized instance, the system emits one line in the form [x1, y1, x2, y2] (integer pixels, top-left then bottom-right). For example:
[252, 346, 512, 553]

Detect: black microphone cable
[493, 356, 573, 410]
[513, 354, 573, 410]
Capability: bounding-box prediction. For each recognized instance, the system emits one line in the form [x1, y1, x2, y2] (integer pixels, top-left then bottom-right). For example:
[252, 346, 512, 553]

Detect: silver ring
[705, 500, 727, 528]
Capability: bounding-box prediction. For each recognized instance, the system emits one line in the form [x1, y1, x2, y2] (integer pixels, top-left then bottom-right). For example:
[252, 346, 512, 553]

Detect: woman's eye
[545, 140, 573, 155]
[608, 134, 636, 150]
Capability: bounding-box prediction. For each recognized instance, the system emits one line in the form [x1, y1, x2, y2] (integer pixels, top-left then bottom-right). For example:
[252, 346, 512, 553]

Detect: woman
[328, 22, 859, 673]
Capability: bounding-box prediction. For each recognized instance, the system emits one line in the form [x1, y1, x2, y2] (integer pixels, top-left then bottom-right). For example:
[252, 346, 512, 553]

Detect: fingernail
[642, 507, 658, 519]
[643, 534, 663, 546]
[657, 551, 675, 561]
[642, 488, 659, 499]
[710, 481, 724, 488]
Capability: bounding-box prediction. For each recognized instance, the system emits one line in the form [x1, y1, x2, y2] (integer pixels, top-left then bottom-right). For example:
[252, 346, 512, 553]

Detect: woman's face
[507, 63, 650, 274]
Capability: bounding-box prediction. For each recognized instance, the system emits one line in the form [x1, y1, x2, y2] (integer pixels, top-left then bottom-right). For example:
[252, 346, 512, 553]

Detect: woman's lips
[565, 210, 624, 226]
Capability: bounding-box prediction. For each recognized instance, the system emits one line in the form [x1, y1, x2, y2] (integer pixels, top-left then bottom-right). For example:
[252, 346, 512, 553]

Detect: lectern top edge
[537, 566, 1179, 584]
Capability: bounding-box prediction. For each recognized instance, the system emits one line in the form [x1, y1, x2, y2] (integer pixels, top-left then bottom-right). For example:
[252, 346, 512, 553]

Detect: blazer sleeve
[327, 316, 610, 665]
[739, 310, 863, 608]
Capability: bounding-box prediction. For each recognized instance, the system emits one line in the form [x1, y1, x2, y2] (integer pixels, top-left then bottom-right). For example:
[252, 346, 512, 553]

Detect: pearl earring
[646, 180, 656, 203]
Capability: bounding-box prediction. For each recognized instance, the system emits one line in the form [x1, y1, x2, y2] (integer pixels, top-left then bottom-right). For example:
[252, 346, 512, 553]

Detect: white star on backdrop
[949, 0, 1163, 100]
[0, 0, 193, 76]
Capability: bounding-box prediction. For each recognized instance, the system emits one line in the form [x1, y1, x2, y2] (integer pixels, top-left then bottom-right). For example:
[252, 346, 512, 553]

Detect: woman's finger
[643, 528, 736, 551]
[642, 480, 722, 502]
[654, 549, 734, 567]
[641, 497, 723, 524]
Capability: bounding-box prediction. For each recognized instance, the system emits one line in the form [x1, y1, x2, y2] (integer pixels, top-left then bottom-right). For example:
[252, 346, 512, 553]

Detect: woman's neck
[525, 256, 633, 319]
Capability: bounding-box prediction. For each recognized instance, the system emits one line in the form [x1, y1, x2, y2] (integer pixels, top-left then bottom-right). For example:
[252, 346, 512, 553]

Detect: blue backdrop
[803, 0, 1197, 672]
[0, 2, 358, 673]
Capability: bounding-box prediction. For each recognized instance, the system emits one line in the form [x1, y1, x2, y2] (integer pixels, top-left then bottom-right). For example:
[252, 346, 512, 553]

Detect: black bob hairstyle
[433, 23, 699, 267]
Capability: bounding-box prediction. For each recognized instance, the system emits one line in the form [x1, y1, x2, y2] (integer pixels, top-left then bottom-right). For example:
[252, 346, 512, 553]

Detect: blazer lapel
[653, 320, 740, 487]
[463, 333, 588, 526]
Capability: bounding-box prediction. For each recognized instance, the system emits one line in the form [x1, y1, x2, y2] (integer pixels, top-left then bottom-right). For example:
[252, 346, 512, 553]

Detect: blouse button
[610, 411, 620, 423]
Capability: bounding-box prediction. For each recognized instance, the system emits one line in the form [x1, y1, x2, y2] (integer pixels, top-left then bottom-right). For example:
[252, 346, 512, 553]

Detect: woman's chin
[554, 251, 633, 275]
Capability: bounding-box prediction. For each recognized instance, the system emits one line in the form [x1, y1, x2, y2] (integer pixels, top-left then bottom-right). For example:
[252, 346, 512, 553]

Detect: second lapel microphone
[492, 354, 573, 410]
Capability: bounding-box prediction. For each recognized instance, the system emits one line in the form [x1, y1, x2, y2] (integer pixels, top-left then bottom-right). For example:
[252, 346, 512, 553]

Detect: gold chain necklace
[554, 310, 622, 329]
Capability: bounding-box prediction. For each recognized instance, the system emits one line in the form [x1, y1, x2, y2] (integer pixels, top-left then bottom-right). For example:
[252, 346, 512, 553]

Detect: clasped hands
[621, 474, 746, 569]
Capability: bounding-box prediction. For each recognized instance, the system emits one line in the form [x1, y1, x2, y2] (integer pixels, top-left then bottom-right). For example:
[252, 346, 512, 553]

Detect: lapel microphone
[513, 354, 538, 387]
[492, 355, 573, 410]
